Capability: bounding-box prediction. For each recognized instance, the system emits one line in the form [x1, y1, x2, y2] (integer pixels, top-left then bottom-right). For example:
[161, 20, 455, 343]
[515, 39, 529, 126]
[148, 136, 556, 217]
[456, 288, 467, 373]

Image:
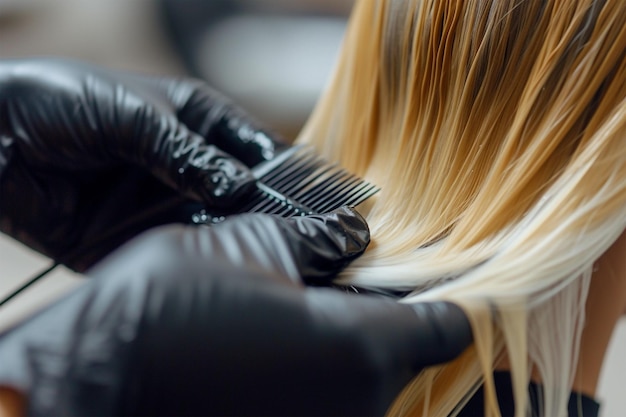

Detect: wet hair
[296, 0, 626, 415]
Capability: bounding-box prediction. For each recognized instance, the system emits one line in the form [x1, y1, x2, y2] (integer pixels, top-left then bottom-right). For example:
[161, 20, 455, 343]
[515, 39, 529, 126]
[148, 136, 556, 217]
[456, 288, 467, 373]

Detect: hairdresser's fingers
[215, 206, 370, 284]
[124, 75, 290, 167]
[94, 206, 370, 287]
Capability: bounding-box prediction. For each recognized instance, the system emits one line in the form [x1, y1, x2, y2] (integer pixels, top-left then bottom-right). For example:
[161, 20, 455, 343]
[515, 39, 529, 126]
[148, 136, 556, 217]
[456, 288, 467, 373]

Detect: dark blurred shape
[158, 0, 235, 77]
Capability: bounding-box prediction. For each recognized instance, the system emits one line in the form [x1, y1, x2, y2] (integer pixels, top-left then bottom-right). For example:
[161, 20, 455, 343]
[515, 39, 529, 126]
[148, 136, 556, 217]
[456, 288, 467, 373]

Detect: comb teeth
[191, 146, 380, 225]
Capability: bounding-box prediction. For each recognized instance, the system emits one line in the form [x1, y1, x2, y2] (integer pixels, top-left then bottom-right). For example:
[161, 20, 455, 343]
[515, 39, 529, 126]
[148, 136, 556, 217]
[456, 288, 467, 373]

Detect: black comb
[190, 146, 380, 225]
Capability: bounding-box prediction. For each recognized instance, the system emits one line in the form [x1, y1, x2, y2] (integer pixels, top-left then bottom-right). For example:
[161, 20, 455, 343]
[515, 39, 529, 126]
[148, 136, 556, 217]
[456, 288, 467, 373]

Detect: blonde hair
[297, 0, 626, 415]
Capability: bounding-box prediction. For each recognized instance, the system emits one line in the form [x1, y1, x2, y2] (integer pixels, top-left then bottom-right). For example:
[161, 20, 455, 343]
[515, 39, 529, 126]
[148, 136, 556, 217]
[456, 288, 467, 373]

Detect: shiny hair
[296, 0, 626, 415]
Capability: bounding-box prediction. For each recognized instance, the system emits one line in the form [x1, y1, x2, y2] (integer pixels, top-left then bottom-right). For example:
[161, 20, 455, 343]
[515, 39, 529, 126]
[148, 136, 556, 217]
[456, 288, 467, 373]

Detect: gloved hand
[0, 58, 288, 270]
[0, 208, 472, 417]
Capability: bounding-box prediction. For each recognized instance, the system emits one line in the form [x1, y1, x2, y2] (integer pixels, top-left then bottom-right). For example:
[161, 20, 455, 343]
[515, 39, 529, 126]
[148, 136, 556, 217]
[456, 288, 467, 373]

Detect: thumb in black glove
[0, 58, 288, 270]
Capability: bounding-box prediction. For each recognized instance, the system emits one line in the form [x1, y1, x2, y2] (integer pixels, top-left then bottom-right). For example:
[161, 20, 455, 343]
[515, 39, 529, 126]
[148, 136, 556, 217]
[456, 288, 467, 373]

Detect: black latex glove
[0, 58, 288, 270]
[0, 208, 472, 417]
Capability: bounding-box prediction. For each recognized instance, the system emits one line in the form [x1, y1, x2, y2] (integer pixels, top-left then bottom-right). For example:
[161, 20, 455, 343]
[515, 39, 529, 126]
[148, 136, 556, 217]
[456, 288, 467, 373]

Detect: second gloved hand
[0, 207, 472, 417]
[0, 58, 288, 270]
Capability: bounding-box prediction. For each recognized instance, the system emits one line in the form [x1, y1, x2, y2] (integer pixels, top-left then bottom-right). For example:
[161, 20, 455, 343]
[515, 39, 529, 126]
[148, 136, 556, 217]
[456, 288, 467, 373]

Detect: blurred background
[0, 0, 353, 138]
[0, 1, 624, 415]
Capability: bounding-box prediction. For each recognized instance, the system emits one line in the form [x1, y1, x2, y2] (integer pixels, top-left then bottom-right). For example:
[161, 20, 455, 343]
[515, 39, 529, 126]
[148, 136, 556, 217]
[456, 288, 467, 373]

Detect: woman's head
[298, 0, 626, 415]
